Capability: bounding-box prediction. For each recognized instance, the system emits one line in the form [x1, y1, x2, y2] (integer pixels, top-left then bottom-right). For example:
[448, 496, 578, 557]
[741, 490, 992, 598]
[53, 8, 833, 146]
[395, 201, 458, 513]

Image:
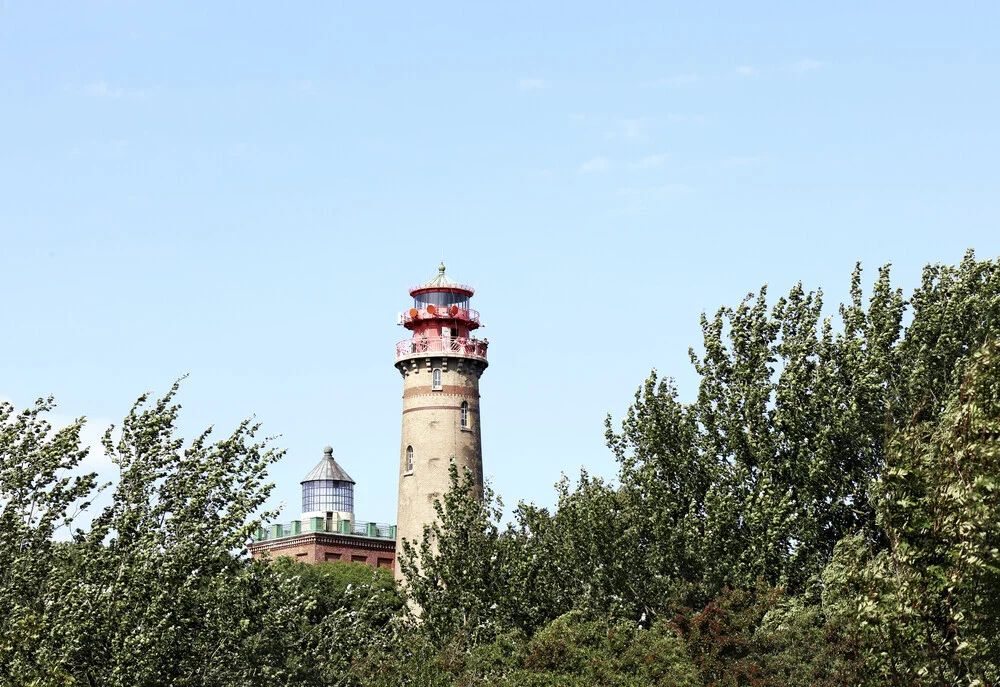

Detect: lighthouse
[394, 263, 488, 577]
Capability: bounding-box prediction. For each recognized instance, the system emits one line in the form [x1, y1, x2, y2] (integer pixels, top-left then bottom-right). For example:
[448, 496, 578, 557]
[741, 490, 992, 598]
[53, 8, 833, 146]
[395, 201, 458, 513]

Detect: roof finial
[438, 261, 446, 275]
[323, 445, 333, 457]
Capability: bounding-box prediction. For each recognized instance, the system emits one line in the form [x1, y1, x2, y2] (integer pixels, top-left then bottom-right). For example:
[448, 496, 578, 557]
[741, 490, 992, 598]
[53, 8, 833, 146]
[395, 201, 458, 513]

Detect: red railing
[402, 307, 480, 325]
[396, 336, 488, 361]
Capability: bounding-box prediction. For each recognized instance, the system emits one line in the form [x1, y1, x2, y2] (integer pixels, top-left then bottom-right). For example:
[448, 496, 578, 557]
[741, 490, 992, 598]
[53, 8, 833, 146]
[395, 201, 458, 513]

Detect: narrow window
[432, 368, 442, 390]
[406, 445, 414, 472]
[460, 401, 469, 429]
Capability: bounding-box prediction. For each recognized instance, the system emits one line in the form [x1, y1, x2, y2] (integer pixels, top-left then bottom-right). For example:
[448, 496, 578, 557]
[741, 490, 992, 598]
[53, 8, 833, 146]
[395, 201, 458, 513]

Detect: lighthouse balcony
[402, 306, 480, 326]
[253, 519, 396, 542]
[395, 336, 488, 362]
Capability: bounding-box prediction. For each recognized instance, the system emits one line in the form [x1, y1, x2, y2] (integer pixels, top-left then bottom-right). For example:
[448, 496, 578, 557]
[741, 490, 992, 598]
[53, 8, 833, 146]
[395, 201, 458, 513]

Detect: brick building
[248, 446, 396, 570]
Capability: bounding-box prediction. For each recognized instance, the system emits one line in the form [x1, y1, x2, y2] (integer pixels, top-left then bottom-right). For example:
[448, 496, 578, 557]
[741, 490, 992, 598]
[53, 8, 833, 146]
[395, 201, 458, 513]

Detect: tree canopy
[3, 251, 1000, 685]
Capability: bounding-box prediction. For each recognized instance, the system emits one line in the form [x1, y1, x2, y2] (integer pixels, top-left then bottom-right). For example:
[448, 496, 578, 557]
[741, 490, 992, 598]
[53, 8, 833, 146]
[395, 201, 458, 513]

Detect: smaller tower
[300, 446, 356, 531]
[248, 446, 395, 568]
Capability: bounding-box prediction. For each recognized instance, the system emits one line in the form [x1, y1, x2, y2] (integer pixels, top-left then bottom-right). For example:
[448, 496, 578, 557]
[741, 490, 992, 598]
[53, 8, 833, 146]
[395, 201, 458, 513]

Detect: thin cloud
[79, 82, 154, 101]
[568, 113, 586, 121]
[614, 184, 695, 215]
[667, 112, 705, 124]
[295, 80, 320, 95]
[517, 77, 547, 91]
[579, 156, 611, 173]
[791, 59, 824, 74]
[622, 118, 645, 138]
[618, 183, 693, 196]
[68, 139, 130, 157]
[607, 117, 648, 140]
[724, 155, 763, 167]
[647, 73, 699, 87]
[737, 65, 760, 77]
[630, 154, 665, 169]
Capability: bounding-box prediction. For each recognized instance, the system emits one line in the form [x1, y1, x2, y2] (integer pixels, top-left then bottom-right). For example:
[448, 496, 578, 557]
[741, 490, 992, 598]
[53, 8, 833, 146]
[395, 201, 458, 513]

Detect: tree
[0, 381, 406, 686]
[0, 397, 97, 683]
[605, 252, 1000, 603]
[398, 463, 508, 646]
[827, 340, 1000, 685]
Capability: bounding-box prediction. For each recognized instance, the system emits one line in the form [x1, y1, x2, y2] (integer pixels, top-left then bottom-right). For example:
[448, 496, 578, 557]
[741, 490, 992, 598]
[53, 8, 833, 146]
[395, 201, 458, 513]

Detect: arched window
[432, 368, 442, 390]
[406, 445, 414, 472]
[460, 401, 469, 429]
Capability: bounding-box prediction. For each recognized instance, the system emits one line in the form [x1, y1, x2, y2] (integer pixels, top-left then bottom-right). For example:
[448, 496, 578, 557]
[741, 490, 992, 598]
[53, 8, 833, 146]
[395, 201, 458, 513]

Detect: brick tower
[394, 263, 488, 579]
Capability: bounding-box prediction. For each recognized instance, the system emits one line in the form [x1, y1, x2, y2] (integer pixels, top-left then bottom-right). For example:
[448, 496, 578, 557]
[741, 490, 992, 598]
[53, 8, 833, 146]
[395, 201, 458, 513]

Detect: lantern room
[396, 263, 488, 362]
[300, 446, 356, 528]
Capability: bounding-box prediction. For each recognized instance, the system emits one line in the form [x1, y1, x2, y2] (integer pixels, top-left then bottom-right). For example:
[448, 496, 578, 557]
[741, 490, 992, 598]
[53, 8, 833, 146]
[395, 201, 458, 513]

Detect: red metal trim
[409, 284, 475, 297]
[402, 307, 480, 327]
[395, 336, 488, 361]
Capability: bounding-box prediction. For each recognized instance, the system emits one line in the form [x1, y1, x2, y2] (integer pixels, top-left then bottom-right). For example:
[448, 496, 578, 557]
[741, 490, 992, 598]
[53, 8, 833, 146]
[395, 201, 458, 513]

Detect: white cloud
[295, 80, 320, 95]
[614, 184, 695, 214]
[791, 59, 824, 74]
[579, 156, 611, 173]
[622, 118, 645, 138]
[630, 154, 665, 169]
[80, 82, 154, 101]
[607, 117, 648, 140]
[649, 73, 699, 87]
[737, 65, 759, 76]
[68, 139, 130, 157]
[724, 155, 763, 167]
[517, 77, 547, 90]
[617, 183, 693, 196]
[568, 113, 586, 120]
[667, 112, 705, 124]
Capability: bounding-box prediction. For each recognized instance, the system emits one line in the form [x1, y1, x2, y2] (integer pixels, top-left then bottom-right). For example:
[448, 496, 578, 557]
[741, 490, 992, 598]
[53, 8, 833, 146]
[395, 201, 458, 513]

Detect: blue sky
[2, 2, 1000, 528]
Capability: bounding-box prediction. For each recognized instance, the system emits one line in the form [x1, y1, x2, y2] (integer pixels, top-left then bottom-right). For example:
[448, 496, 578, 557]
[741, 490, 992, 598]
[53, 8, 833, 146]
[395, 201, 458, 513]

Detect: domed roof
[300, 446, 355, 484]
[409, 263, 475, 296]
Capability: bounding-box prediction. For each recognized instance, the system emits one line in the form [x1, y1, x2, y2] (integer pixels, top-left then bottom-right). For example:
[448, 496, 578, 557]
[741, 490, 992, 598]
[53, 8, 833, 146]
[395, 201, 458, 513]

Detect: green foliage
[0, 397, 98, 684]
[504, 472, 639, 623]
[600, 252, 1000, 607]
[666, 582, 862, 687]
[0, 381, 405, 687]
[271, 557, 402, 622]
[354, 612, 698, 687]
[5, 252, 1000, 686]
[402, 251, 1000, 684]
[34, 380, 285, 685]
[511, 611, 699, 687]
[828, 341, 1000, 685]
[398, 462, 509, 646]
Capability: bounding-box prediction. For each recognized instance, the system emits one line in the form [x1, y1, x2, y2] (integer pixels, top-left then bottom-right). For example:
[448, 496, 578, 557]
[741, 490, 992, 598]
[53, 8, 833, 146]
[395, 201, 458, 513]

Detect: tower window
[406, 445, 414, 472]
[460, 401, 469, 429]
[432, 368, 442, 390]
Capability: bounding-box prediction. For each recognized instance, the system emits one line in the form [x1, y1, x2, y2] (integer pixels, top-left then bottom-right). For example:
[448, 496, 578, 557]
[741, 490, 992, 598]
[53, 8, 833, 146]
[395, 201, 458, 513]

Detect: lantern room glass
[414, 292, 469, 310]
[301, 479, 354, 513]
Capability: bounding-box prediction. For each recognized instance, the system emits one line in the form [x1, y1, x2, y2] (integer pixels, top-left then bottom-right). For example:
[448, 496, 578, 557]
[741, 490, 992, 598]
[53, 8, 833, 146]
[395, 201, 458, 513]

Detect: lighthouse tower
[394, 264, 488, 576]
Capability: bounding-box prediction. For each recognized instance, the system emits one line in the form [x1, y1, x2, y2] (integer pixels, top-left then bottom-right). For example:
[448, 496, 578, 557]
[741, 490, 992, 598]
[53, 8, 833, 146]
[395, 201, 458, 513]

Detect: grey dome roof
[300, 446, 355, 484]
